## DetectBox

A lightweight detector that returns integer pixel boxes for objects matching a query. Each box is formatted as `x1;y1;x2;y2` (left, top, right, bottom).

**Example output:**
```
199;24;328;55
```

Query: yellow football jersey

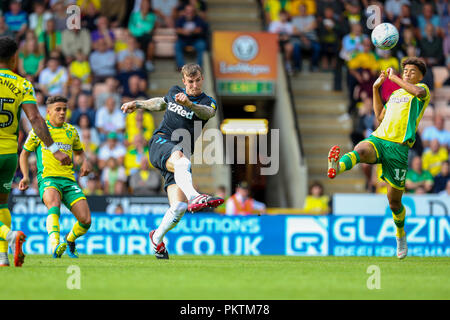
0;68;37;155
23;121;83;182
372;83;430;148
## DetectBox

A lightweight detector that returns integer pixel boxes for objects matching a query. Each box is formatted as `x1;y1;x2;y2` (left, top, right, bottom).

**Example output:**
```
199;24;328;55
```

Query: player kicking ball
19;96;92;259
328;57;431;259
121;63;224;259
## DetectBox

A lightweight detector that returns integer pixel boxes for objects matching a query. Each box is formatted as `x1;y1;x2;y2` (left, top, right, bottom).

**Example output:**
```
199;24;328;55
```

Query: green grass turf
1;255;449;300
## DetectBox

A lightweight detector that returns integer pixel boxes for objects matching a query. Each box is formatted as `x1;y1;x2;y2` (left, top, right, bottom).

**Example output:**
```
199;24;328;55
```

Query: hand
373;70;387;89
386;67;395;80
80;160;92;177
175;92;192;108
121;101;137;114
19;177;30;191
53;150;72;166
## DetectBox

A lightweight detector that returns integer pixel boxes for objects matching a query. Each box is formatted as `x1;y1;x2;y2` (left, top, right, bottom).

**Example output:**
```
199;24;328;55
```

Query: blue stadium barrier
12;214;450;256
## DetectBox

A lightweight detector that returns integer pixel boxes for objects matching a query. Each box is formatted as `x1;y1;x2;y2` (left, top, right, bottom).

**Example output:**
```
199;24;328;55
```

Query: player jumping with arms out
19;96;92;259
328;57;430;259
0;37;71;267
121;63;224;259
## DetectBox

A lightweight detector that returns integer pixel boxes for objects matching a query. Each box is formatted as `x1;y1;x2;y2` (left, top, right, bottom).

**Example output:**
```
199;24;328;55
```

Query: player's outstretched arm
373;71;387;123
18;149;31;191
387;68;426;98
74;150;91;177
175;92;216;120
22;103;72;166
121;98;167;114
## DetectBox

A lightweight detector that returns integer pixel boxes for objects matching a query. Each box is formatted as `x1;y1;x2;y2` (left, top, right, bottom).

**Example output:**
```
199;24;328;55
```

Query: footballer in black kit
149;85;217;190
121;63;224;259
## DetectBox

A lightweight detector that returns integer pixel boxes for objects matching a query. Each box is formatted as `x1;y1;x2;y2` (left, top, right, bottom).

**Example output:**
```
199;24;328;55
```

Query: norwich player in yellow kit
0;37;71;267
19;96;92;259
328;57;430;259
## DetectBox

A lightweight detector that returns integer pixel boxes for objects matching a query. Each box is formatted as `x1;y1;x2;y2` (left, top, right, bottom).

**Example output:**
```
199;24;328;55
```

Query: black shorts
148;133;190;191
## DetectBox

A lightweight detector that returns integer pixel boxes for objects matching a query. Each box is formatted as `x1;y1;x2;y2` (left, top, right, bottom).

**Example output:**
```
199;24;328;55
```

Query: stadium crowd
3;0;209;197
261;0;450;205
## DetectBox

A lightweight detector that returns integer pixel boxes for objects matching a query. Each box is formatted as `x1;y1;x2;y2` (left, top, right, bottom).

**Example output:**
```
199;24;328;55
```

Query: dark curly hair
401;57;427;76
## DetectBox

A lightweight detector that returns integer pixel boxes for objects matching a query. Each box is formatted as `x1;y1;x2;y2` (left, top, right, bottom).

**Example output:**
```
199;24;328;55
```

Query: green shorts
363;135;409;190
38;177;86;209
0;153;18;194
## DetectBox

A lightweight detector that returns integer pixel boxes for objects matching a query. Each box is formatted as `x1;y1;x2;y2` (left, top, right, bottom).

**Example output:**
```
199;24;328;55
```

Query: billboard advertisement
212;31;278;96
11;214;450;257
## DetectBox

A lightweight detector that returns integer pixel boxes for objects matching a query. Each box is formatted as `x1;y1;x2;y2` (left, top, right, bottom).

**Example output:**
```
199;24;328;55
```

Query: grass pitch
1;255;449;300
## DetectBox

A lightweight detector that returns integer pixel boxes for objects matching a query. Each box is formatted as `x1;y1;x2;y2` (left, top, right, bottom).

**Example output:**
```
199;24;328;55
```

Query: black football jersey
154;85;217;153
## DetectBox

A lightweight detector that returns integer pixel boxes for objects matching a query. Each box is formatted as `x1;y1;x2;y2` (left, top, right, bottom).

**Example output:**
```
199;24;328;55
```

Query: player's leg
42;186;65;258
328;141;378;178
387;185;408;259
150;184;188;259
66;199;91;259
0;154;26;267
166;151;224;212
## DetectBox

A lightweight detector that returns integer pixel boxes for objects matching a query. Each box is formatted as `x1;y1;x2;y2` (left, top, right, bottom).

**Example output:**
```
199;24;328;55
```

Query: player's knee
173;157;191;172
389;200;402;213
79;216;91;227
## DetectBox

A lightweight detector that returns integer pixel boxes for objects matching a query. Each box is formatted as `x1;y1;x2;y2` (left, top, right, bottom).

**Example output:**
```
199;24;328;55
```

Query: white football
371;23;399;50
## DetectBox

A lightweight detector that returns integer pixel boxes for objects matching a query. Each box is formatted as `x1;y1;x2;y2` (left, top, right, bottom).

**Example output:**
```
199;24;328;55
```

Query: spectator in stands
128;0;157;72
61;26;92;64
268;9;299;75
38;57;68;96
89;38;117;83
288;0;317;17
100;0;127;28
434;160;450;193
101;156;127;194
340;22;366;63
422;138;449;176
95;96;126;142
69;51;92;88
124;108;155;146
225;181;266;216
397;27;419;61
214;185;227;214
0;16;13;39
439;179;450;196
343;0;365;30
70;93;96;128
129;156;161;195
95;76;122;109
406;155;434;193
385;0;411;22
152;0;179;27
124;134;149;176
18;31;45;81
123;74;148;100
38;18;62;57
176;0;208;20
79;127;99;164
80;0;100;32
82;173;104;196
117;35;145;72
422;113;450;149
303;181;330;214
291;4;321;72
116;56;148;93
51;1;70;31
98;131;126;170
4;1;27;41
28;1;52;39
91;15;115;50
419;24;444;67
393;4;418;37
418;3;443;38
317;6;341;71
174;4;208;70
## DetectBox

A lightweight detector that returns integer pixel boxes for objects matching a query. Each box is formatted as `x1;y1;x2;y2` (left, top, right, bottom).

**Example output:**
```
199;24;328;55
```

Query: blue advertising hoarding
11;214;450;256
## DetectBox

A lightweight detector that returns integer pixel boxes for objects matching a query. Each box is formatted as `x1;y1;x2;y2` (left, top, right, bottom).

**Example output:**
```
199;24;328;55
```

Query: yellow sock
392;205;406;238
47;207;60;250
67;221;90;242
0;206;12;253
